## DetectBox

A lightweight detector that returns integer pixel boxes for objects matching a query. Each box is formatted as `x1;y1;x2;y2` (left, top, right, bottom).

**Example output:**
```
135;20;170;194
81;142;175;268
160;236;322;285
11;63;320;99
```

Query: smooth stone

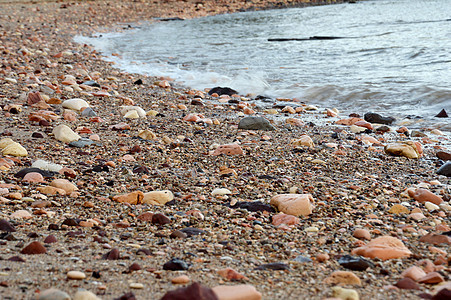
38;288;70;300
142;190;174;205
138;130;157;140
212;284;262;300
0;219;16;232
353;229;371;240
62;98;90;111
161;282;218;300
255;263;289;271
425;202;440;211
238;116;275;131
437;162;451;177
352;236;411;260
331;287;359;300
32;159;63;172
272;214;300;226
50;179;78;193
82;80;100;87
435;109;448;118
52;124;81;143
102;248;120;260
364;112;395;125
385;141;422;159
324;271;361;285
11;210;32;219
120;106;146;118
112;191;144;205
395;278;420;290
67;271;86;280
21;241;47;254
179;227;206;237
73;290;101;300
152;213;171;225
419;233;451;245
16;167;55;179
293;255;312;263
2;142;28;157
69;138;96;148
418;272;445;284
402;266;426;281
0;138;14;149
211;188;232;196
129;283;144;289
338;255;374;271
211;144;244;156
80;107;97;117
209;86;238;96
291;135;314;148
410;188;443;205
171;275;191;284
231;201;276;213
436;151;451;161
388;204;409;214
270;194;314;216
170;230;188;239
163;258;189;271
124;110;140;119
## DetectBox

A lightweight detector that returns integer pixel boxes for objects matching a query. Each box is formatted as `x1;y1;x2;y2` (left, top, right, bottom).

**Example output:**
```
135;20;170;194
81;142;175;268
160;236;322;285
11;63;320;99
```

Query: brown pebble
21;241;47;255
353;228;371;240
44;235;57;244
395;278;420;290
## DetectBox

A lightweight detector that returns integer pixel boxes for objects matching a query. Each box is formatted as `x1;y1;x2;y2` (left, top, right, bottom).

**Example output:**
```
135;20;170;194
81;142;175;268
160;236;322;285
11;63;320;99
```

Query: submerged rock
435;109;448;118
364;112;395;125
208;86;237;96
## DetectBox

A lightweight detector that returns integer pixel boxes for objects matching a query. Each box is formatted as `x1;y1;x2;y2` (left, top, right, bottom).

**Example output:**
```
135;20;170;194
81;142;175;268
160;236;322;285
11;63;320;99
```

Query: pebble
272;213;300;226
211;188;232;196
67;271;86;280
364;112;395;125
436;162;451;177
238;116;275;131
270;194;314;216
21;241;47;255
410;188;443;205
161;282;217;300
142;190;174;205
52;124;81;143
0;138;28;157
0;219;16;232
425;202;440;211
38;288;70;300
384;141;422;159
352;228;371;240
171;275;191;284
418;272;445;284
291;135;314;148
338;255;373;271
163;258;189;271
217;268;247;281
324;271;361;285
401;266;426;281
388;204;409;214
73;290;101;300
395;278;420;290
62;98;90;111
213;285;262;300
331;286;359;300
113;191;144;205
129;282;144;289
211;143;244;156
50;179;78;194
352;236;411;260
255;263;289;271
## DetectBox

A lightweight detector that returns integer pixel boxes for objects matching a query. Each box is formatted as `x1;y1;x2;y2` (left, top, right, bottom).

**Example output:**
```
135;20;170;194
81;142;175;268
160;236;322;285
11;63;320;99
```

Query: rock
152;213;171;225
324;271;361;285
270;194;314;216
14;167;56;179
217;268;248;281
137;212;154;222
102;248;120;260
211;188;232;196
179;227;206;237
69;138;96;148
0;219;16;232
331;286;359;300
120;106;146;118
212;285;262;300
435;109;448;118
37;186;66;196
52;124;81;143
73;290;101;300
395;278;420;290
67;271;86;280
291;135;314;148
335;117;363;126
238;116;275;131
437;162;451;177
50;179;78;194
161;282;218;300
352;229;371;240
62;98;90;111
81;107;97;117
436;151;451;161
231;201;276;213
418;272;445;284
351;236;411;260
364;112;395;125
272;214;300;227
410;188;443;205
113;191;144;205
171;275;190;284
170;230;188;239
255;263;289;271
316;253;330;262
211;144;244;156
10;210;32;219
425;202;440;211
388;204;409;214
1;141;28;157
32;160;63;172
138;130;157;140
163;258;189;271
129;283;144;289
113;292;136;300
38;288;70;300
21;241;47;254
402;266;427;281
432;288;451;300
22;172;46;183
409;212;426;221
209;87;238;96
385;141;422;159
293;255;312;263
44;235;57;244
419;233;451;245
142;190;174;205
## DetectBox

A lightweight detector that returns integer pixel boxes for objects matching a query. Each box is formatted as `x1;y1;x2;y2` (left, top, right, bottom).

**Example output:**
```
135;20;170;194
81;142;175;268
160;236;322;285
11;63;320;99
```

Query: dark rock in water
69;138;96;148
364;112;396;125
81;107;97;117
179;227;205;237
437;162;451;177
103;248;120;260
349;113;361;118
436;151;451;161
231;201;276;213
133;79;143;85
432;288;451;300
82;80;100;87
255;95;272;102
208;87;238;96
255;262;290;271
395;277;420;290
338;255;374;271
435;109;448;118
14;168;56;179
159;17;185;21
293;255;312;263
0;219;16;232
161;282;218;300
163;258;189;271
238;116;275;131
411;130;427;138
272;102;301;109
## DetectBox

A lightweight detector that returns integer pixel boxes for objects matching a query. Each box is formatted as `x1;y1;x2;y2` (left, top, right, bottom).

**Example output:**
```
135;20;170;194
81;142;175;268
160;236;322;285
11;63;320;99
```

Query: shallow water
76;0;451;131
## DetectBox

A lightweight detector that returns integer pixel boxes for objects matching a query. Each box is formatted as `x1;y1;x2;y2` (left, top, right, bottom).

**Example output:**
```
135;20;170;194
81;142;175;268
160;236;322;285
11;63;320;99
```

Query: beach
0;0;450;299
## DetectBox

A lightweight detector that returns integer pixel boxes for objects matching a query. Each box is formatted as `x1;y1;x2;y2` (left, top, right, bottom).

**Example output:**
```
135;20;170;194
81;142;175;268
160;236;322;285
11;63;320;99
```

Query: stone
232;201;276;213
22;172;46;183
152;213;171;225
81;107;97;117
437;162;451;177
120;106;146;118
409;212;426;221
211;144;244;156
113;191;144;205
0;219;16;232
62;98;90;111
436;151;451;161
21;241;46;254
353;229;371;240
425;202;440;211
238;116;275;131
1;141;28;157
324;271;361;285
410;188;443;205
44;235;57;244
212;285;262;300
434;109;448;118
331;287;359;300
138;130;157;140
209;87;238;96
255;263;289;271
401;266;426;281
10;210;32;219
37;186;66;196
50;179;78;194
52;124;81;143
272;214;300;227
364;112;395;125
137;212;154;222
102;248;120;260
388;204;409;214
67;271;86;280
212;188;232;196
171;275;190;284
179;227;206;237
217;268;248;281
170;230;188;239
351;236;411;260
335;117;363;126
293;255;312;263
419;233;451;245
32;160;63;172
385;141;422;159
291;135;314;148
73;290;101;300
163;258;189;271
270;194;314;216
161;282;218;300
418;272;445;284
142;190;174;205
395;278;420;290
69;138;96;148
38;288;70;300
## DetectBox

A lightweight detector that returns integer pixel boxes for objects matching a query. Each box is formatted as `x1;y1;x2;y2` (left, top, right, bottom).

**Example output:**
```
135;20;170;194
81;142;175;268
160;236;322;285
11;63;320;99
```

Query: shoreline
0;0;450;299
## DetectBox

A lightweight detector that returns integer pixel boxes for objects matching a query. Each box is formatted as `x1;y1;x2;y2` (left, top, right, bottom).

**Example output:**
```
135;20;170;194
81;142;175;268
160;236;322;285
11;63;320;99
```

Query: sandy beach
0;0;450;299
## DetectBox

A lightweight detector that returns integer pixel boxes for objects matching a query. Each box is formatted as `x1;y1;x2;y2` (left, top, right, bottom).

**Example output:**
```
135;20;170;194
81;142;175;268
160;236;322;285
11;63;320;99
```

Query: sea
75;0;451;132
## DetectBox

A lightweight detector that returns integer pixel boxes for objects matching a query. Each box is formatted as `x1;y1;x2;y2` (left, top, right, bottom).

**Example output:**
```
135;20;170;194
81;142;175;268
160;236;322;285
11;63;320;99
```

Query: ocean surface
75;0;451;131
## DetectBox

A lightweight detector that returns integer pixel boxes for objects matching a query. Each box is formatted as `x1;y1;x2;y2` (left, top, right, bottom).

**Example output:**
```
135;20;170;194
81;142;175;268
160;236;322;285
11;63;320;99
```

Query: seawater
75;0;451;131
